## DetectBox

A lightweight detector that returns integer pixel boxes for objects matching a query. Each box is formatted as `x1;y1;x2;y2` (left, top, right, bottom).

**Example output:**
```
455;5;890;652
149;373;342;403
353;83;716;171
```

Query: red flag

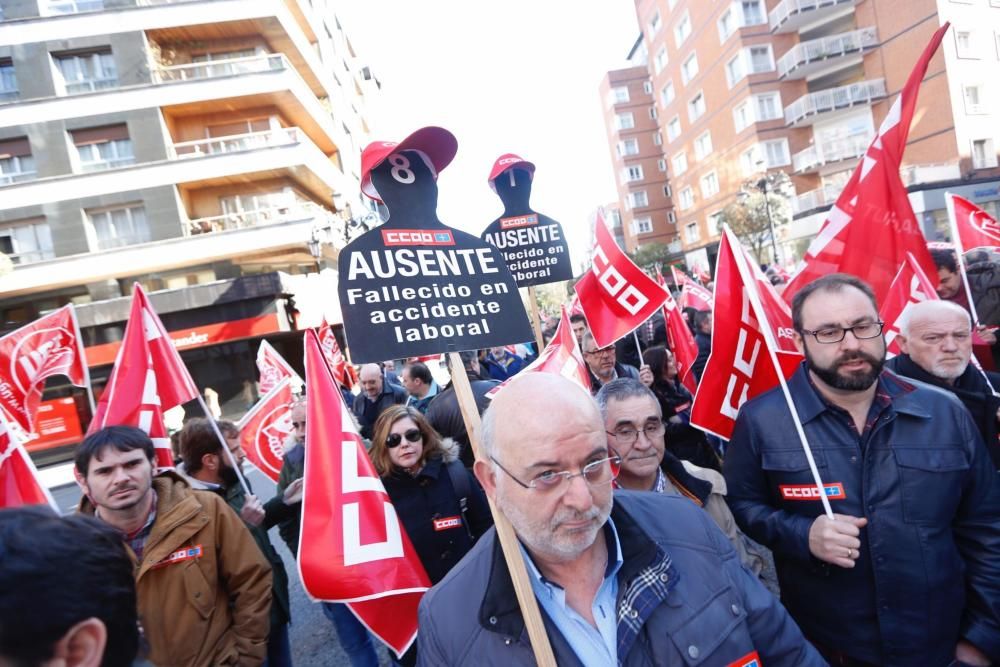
318;320;352;388
235;378;295;483
948;193;1000;252
656;270;699;394
673;267;715;312
0;414;56;509
88;284;199;470
880;253;940;356
568;293;585;318
690;230;802;440
575;212;668;348
256;340;297;395
298;329;429;658
0;305;88;433
783;23;949;305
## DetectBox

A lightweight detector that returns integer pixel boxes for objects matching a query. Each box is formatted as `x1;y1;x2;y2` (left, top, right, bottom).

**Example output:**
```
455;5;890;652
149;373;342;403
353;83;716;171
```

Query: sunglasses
386;428;422;448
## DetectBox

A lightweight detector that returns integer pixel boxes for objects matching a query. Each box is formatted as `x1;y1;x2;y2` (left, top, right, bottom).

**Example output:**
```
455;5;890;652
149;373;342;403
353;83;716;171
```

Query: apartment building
0;0;378;440
629;0;1000;272
599;37;678;256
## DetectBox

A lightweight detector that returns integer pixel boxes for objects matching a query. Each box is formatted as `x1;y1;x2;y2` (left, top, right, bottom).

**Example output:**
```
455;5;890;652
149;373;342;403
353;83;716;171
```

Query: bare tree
719;172;791;265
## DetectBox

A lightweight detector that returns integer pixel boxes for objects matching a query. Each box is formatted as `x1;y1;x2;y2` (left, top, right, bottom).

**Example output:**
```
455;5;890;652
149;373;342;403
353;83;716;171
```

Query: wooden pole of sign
524;286;546;353
447;352;556;667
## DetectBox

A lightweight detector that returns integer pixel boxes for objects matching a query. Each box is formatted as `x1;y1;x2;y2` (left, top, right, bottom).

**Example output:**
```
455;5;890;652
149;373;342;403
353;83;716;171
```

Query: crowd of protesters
2;267;1000;667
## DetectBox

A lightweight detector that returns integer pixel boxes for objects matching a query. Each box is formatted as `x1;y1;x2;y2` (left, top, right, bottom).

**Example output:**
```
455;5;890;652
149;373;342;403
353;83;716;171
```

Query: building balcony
900;162;962;186
784;78;886;127
792;132;871;173
777;27;877;80
0;170;38;185
45;0;104;14
769;0;857;34
184;200;336;236
0;125;347;212
791;186;841;214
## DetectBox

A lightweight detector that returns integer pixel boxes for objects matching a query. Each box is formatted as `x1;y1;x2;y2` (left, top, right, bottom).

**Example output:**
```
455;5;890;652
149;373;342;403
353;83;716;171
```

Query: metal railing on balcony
0;90;17;103
792;132;871;173
153;53;286;84
0;170;37;185
777;27;878;78
784;78;886;126
900;162;962;186
80;157;135;172
769;0;855;32
46;0;103;13
64;77;118;95
170;127;300;159
184;201;334;236
791;186;841;214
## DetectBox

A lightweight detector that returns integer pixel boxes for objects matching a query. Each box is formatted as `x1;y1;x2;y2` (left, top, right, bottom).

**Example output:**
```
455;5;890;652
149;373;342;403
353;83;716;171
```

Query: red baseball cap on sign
360;126;458;201
488;153;535;193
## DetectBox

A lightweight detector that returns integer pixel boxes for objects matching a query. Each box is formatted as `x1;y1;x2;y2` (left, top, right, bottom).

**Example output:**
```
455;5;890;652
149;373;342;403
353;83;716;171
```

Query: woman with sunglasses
370;406;493;662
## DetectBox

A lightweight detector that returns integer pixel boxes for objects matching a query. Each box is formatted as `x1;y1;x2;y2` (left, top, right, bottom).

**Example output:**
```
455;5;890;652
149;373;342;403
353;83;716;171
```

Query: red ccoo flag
88;284;199;470
948;193;1000;252
318;319;352;388
235;377;295;483
257;340;298;395
656;270;699;394
0;305;88;434
298;329;429;658
690;229;802;440
881;252;940;357
575;212;668;348
783;23;949;305
672;266;714;312
0;413;57;510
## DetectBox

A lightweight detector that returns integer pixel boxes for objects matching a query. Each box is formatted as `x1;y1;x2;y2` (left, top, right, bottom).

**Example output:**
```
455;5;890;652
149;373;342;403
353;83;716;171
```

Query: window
655;47;669;74
667;116;682;142
0;218;53;265
0;138;35;184
0;60;17;101
667;210;677;224
657;158;667;171
54;50;117;94
624;165;644;182
71;125;134;171
956;29;978;58
694;131;713;160
718;7;736;42
615;112;635;130
701;171;720;198
688;91;706;122
747;45;775;73
740;145;762;175
741;0;766;24
664;184;673;197
685;221;700;243
609;86;629;106
617;138;640;156
633;217;653;234
763;139;790;167
660;80;675;106
653;131;663;146
672;152;688;175
733;100;752;132
649;107;658;120
643;81;653;94
649;10;662;36
707;211;724;236
726;53;746;88
629;191;649;209
681;53;699;84
87;204;149;250
675;12;692;47
964;84;986;114
679;187;695;210
972;138;998;168
754;92;782;120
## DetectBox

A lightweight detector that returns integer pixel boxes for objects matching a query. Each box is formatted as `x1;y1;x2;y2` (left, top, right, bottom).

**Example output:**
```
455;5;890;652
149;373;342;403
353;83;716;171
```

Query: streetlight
306;229;323;273
753;158;781;266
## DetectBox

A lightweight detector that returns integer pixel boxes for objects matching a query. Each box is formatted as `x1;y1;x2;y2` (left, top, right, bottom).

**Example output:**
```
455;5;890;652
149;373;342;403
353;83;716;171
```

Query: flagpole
448;351;557;667
632;329;644;364
193;391;252;497
946;192;983;326
67;304;97;417
724;226;834;520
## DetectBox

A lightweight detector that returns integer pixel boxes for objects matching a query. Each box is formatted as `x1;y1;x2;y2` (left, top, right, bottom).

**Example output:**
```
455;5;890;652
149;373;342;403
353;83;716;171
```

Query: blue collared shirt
520;518;624;667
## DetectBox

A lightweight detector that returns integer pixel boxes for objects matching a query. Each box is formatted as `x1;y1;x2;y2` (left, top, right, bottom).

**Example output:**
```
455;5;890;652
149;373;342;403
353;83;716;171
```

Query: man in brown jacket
75;425;272;666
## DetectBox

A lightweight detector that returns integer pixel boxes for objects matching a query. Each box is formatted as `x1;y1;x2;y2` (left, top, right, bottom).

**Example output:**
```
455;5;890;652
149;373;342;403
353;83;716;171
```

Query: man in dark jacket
724;274;1000;666
691;309;712;381
417;373;823;666
887;299;1000;469
426;350;499;466
353;362;406;439
581;332;649;394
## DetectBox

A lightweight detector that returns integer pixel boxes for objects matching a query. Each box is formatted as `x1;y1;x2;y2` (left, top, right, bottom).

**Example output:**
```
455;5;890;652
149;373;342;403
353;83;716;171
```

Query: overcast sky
337;1;639;271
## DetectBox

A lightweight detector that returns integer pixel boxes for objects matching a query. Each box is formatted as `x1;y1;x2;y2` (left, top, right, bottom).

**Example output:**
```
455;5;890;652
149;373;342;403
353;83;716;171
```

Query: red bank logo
779;483;846;501
500;214;539;230
152;544;203;569
381;230;455;246
433;516;462;531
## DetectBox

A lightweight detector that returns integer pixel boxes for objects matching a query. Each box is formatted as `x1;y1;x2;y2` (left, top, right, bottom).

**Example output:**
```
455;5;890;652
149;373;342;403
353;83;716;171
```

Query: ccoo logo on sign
381;230;455;246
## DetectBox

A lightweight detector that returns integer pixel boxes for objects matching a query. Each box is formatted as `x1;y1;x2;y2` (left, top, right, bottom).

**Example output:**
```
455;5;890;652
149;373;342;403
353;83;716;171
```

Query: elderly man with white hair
886;299;1000;468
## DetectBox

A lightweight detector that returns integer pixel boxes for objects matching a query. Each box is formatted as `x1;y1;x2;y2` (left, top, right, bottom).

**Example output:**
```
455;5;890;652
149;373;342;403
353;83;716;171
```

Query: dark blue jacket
352;381;407;439
724;364;1000;666
416;492;823;666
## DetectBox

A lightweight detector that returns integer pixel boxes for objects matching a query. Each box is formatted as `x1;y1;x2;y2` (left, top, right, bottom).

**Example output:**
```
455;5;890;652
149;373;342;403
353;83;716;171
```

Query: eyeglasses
489;452;621;493
799;321;884;344
606;420;666;445
291;421;306;430
386;428;422;449
584;346;615;357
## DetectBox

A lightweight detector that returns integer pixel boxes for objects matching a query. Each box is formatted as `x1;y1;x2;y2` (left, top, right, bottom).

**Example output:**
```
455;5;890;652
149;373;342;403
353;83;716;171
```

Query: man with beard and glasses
415;373;823;666
886;299;1000;469
75;425;272;666
724;273;1000;667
